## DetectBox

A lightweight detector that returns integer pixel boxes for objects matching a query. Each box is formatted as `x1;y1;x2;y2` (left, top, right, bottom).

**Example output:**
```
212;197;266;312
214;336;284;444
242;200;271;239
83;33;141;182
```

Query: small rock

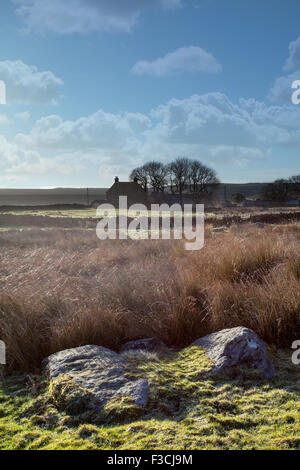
192;327;274;379
212;226;228;233
44;345;149;412
120;337;166;354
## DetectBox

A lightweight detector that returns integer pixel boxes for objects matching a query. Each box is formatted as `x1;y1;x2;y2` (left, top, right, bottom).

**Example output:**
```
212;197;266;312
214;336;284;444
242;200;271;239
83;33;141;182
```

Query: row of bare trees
130;157;219;201
261;175;300;202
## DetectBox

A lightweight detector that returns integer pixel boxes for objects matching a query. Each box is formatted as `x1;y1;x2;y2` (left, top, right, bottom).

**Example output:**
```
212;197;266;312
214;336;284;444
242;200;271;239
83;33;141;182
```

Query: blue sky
0;0;300;188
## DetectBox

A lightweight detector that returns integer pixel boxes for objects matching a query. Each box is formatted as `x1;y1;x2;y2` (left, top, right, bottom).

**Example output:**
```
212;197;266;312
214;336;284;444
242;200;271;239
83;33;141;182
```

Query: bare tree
129;166;148;191
188;160;219;199
261;179;290;203
130;158;220;203
167;157;190;203
289;175;300;192
143;161;168;192
130;162;168;192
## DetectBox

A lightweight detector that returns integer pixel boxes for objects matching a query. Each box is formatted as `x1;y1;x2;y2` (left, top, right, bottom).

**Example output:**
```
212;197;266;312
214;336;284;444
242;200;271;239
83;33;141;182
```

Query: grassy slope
1;347;299;450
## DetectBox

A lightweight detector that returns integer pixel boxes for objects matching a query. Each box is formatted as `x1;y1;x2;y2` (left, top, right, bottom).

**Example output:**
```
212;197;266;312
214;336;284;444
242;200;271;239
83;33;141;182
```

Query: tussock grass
0;224;299;372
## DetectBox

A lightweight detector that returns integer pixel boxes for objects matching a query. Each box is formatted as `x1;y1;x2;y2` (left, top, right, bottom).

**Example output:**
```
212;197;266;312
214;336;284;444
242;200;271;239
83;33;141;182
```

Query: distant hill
0;183;268;206
0;188;107;206
215;183;268;200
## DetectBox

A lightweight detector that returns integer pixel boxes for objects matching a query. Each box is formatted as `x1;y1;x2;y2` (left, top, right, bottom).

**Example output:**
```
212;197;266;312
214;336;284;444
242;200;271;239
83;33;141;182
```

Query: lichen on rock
192;327;275;379
44;345;149;420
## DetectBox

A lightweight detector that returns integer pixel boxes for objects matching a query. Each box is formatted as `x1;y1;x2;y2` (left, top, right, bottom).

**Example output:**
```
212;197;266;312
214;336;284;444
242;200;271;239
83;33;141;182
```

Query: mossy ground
0;347;299;450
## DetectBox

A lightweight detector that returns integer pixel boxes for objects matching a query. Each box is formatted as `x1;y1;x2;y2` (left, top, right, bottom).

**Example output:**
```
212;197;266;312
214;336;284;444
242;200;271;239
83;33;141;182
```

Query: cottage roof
106;181;145;193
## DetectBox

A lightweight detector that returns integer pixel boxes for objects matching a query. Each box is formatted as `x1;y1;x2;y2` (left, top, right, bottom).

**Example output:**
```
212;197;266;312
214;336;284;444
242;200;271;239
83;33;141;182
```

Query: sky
0;0;300;188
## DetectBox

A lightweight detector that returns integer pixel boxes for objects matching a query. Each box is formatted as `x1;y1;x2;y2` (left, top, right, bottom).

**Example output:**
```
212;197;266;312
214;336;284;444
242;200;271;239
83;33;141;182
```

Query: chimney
115;176;119;183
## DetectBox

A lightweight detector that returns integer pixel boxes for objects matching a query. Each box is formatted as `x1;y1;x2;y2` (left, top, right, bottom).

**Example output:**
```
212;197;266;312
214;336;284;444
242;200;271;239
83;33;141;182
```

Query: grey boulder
44;345;148;408
120;337;166;354
192;327;274;379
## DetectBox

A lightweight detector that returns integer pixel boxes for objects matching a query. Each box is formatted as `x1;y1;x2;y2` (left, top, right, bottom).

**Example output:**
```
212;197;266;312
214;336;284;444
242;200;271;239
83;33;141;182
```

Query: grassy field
1;205;300;219
0;208;99;218
1;348;299;450
0;222;299;449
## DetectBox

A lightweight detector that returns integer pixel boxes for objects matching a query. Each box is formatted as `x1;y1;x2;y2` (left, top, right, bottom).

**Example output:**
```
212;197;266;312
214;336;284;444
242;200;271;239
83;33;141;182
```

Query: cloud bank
1;91;300;184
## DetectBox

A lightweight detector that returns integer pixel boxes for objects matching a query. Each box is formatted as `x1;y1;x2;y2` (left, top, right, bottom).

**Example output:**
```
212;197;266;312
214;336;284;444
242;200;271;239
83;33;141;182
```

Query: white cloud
13;0;182;34
139;139;268;172
149;93;299;147
268;37;300;104
15;111;31;121
14;110;152;151
8;109;152;181
284;36;300;72
3;91;299;184
268;71;300;104
0;135;84;180
132;46;222;77
0;60;63;105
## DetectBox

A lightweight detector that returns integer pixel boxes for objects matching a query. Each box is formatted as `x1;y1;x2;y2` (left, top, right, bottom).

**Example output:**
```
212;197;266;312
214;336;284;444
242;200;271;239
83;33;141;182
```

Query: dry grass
0;224;300;372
